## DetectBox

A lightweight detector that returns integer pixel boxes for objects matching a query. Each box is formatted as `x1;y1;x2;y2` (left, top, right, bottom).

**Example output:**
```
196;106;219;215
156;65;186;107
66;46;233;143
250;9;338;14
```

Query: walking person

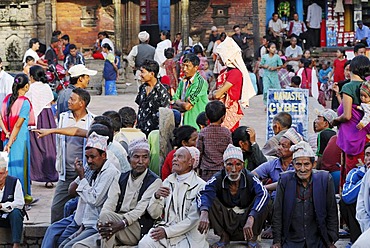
1;74;35;203
26;65;58;188
102;43;118;95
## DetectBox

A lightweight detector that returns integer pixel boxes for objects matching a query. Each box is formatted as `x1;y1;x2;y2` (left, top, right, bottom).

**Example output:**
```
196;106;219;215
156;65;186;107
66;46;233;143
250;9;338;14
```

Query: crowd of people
2;7;370;248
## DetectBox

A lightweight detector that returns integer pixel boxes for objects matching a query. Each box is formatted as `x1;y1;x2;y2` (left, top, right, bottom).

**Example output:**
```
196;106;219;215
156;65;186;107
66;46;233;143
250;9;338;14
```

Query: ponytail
7;74;29;116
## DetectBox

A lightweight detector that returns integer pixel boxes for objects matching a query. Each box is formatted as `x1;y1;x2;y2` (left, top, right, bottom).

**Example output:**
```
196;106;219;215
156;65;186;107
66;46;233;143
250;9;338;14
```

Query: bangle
122;219;127;228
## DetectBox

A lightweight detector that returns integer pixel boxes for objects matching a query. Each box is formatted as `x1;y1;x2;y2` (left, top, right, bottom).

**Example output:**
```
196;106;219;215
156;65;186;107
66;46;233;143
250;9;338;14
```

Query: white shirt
0;179;25;213
286;20;307;36
285;45;303;58
306;3;322;29
23;48;40;64
0;70;13;105
269;19;284;33
154;39;172;77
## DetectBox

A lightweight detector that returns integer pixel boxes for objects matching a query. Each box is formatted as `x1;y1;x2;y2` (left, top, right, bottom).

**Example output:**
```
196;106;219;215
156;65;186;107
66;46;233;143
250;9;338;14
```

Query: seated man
272;141;338;248
0;158;25;248
262;112;292;157
138;146;207;247
198;144;269;247
74;138;161;247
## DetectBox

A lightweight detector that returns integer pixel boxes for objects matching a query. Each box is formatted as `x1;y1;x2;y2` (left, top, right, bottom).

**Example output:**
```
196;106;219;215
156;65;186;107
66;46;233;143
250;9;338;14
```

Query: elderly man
272;141;338;248
198;144;269;248
0;157;25;248
262;112;292;157
173;53;208;130
314;109;337;160
138;146;207;247
75;138;161;247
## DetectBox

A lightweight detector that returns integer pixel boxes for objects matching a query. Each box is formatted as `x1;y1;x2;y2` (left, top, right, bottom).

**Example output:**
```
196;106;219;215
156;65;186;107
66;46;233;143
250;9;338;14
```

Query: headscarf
183;146;200;169
215;37;256;107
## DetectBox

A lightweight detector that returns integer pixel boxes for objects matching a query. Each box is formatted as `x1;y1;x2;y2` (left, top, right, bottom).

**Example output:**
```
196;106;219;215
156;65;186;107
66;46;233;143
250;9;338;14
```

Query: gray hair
0;157;8;170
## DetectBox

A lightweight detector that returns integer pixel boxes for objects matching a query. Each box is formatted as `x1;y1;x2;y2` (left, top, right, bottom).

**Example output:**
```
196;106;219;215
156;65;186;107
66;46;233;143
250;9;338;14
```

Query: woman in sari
26;65;58;188
1;73;35;202
333;56;370;185
211;37;256;132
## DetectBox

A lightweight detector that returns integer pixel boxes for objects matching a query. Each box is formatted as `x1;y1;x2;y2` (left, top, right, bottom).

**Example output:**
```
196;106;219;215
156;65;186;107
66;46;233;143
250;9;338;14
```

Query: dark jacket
273;170;339;247
198;168;269;219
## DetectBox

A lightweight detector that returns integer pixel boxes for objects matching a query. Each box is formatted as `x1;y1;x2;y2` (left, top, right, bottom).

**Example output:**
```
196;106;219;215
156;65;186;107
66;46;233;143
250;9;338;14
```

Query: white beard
227;172;241;182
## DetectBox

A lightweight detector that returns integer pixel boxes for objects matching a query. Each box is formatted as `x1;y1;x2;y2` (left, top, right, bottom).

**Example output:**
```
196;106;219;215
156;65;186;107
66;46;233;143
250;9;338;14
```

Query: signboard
266;89;309;141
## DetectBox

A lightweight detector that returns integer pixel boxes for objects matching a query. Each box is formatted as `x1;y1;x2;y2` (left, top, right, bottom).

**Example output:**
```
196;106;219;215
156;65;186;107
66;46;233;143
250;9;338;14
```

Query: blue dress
5;100;31;196
260;54;283;104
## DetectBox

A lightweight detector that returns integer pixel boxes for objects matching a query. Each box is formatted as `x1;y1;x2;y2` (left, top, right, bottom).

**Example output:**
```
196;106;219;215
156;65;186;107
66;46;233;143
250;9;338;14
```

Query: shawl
215;37;256;107
1;94;35;141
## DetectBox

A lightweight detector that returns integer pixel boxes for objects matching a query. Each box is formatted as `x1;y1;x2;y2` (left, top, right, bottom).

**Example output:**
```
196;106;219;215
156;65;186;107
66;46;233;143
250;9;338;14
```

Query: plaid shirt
278;68;292;88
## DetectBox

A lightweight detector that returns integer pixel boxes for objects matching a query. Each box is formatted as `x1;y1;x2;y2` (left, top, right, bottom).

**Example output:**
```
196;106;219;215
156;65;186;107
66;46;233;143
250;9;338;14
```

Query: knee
8;209;24;222
138;233;156;248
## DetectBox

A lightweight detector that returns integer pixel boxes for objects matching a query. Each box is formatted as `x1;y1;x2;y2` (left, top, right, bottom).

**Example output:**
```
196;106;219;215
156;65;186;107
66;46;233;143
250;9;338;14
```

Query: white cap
138;31;150;42
211;26;218;32
69;64;97;78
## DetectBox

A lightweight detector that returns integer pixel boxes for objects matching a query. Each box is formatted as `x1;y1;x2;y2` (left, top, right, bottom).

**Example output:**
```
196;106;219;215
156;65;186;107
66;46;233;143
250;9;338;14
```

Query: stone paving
19;81;352;247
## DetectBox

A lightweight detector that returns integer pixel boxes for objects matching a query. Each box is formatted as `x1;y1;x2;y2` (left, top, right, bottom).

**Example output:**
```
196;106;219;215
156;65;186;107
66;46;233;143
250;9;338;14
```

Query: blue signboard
266;89;309;141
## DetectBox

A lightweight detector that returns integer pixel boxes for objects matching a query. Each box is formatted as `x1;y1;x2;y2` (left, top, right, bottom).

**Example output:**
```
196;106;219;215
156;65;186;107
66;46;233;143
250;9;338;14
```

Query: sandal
247;241;262;248
45;182;54;188
211;241;229;248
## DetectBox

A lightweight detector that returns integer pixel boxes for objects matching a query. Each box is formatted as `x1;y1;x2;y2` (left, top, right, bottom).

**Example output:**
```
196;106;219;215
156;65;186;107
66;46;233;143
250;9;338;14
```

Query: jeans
0;208;23;243
64;197;79;218
41;213;79;248
59;226;97;248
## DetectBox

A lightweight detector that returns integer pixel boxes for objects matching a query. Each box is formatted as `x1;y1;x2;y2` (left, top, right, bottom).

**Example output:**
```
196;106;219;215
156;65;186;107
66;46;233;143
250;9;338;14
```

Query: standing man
173;53;208;131
57;64;97;118
272;141;338;248
135;60;170;136
355;20;370;47
0;158;25;248
285;37;303;72
306;1;322;49
45;36;59;67
63;44;85;71
51;88;95;223
138;146;208;248
0;58;13;105
206;26;220;55
198;144;269;248
127;31;155;90
61;34;71;59
231;25;251;61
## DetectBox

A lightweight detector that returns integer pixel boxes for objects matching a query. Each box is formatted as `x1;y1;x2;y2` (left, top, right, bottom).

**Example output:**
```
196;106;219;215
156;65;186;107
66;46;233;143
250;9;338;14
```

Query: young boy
23;56;35;76
289;75;301;88
197;101;232;181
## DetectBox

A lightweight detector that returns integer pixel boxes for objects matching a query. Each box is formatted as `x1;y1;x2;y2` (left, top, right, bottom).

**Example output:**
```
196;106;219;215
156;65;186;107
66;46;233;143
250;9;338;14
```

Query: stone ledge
0;224;47;247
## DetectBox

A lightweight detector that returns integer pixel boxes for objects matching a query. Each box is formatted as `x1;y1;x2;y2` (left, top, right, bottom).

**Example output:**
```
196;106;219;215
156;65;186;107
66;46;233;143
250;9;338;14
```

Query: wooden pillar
113;0;122;52
181;0;189;47
252;0;260;51
45;0;52;47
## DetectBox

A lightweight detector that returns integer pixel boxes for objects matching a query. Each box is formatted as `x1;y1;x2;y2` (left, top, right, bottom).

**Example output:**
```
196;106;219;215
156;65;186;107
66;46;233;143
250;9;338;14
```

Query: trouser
208;198;268;241
352;227;370;248
41;213;79;248
73;210;141;248
51;173;77;223
339;200;362;243
307;28;321;48
59;226;97;248
64;197;79;218
0;209;23;244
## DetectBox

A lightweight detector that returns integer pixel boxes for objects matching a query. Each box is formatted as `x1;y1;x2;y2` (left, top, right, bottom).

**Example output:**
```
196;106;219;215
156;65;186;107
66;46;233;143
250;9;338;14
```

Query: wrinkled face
225;158;244;181
183;61;198;79
182;131;198;147
277;137;293;159
0;167;8;186
172;147;193;175
130;149;150;175
314;116;328;132
85;148;106;171
344;64;351;79
293;14;299;21
70;48;77;57
294;157;314;182
68;92;83;111
234;27;241;35
272;121;280;135
140;68;154;82
360;90;370;104
364;146;370;168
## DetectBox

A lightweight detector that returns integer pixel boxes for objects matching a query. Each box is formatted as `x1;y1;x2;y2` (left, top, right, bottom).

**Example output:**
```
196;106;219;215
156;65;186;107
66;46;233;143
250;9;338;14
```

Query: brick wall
55;0;114;50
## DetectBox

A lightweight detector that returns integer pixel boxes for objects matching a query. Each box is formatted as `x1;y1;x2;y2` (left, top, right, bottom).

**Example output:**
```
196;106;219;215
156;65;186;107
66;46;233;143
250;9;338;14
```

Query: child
357;81;370;130
203;60;214;92
259;42;283;105
289;75;301;88
163;47;178;92
23;56;35;76
102;43;118;95
247;63;258;93
114;50;124;82
196;112;208;130
197;101;232;181
278;59;292;89
333;49;347;84
319;61;333;100
297;58;318;98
